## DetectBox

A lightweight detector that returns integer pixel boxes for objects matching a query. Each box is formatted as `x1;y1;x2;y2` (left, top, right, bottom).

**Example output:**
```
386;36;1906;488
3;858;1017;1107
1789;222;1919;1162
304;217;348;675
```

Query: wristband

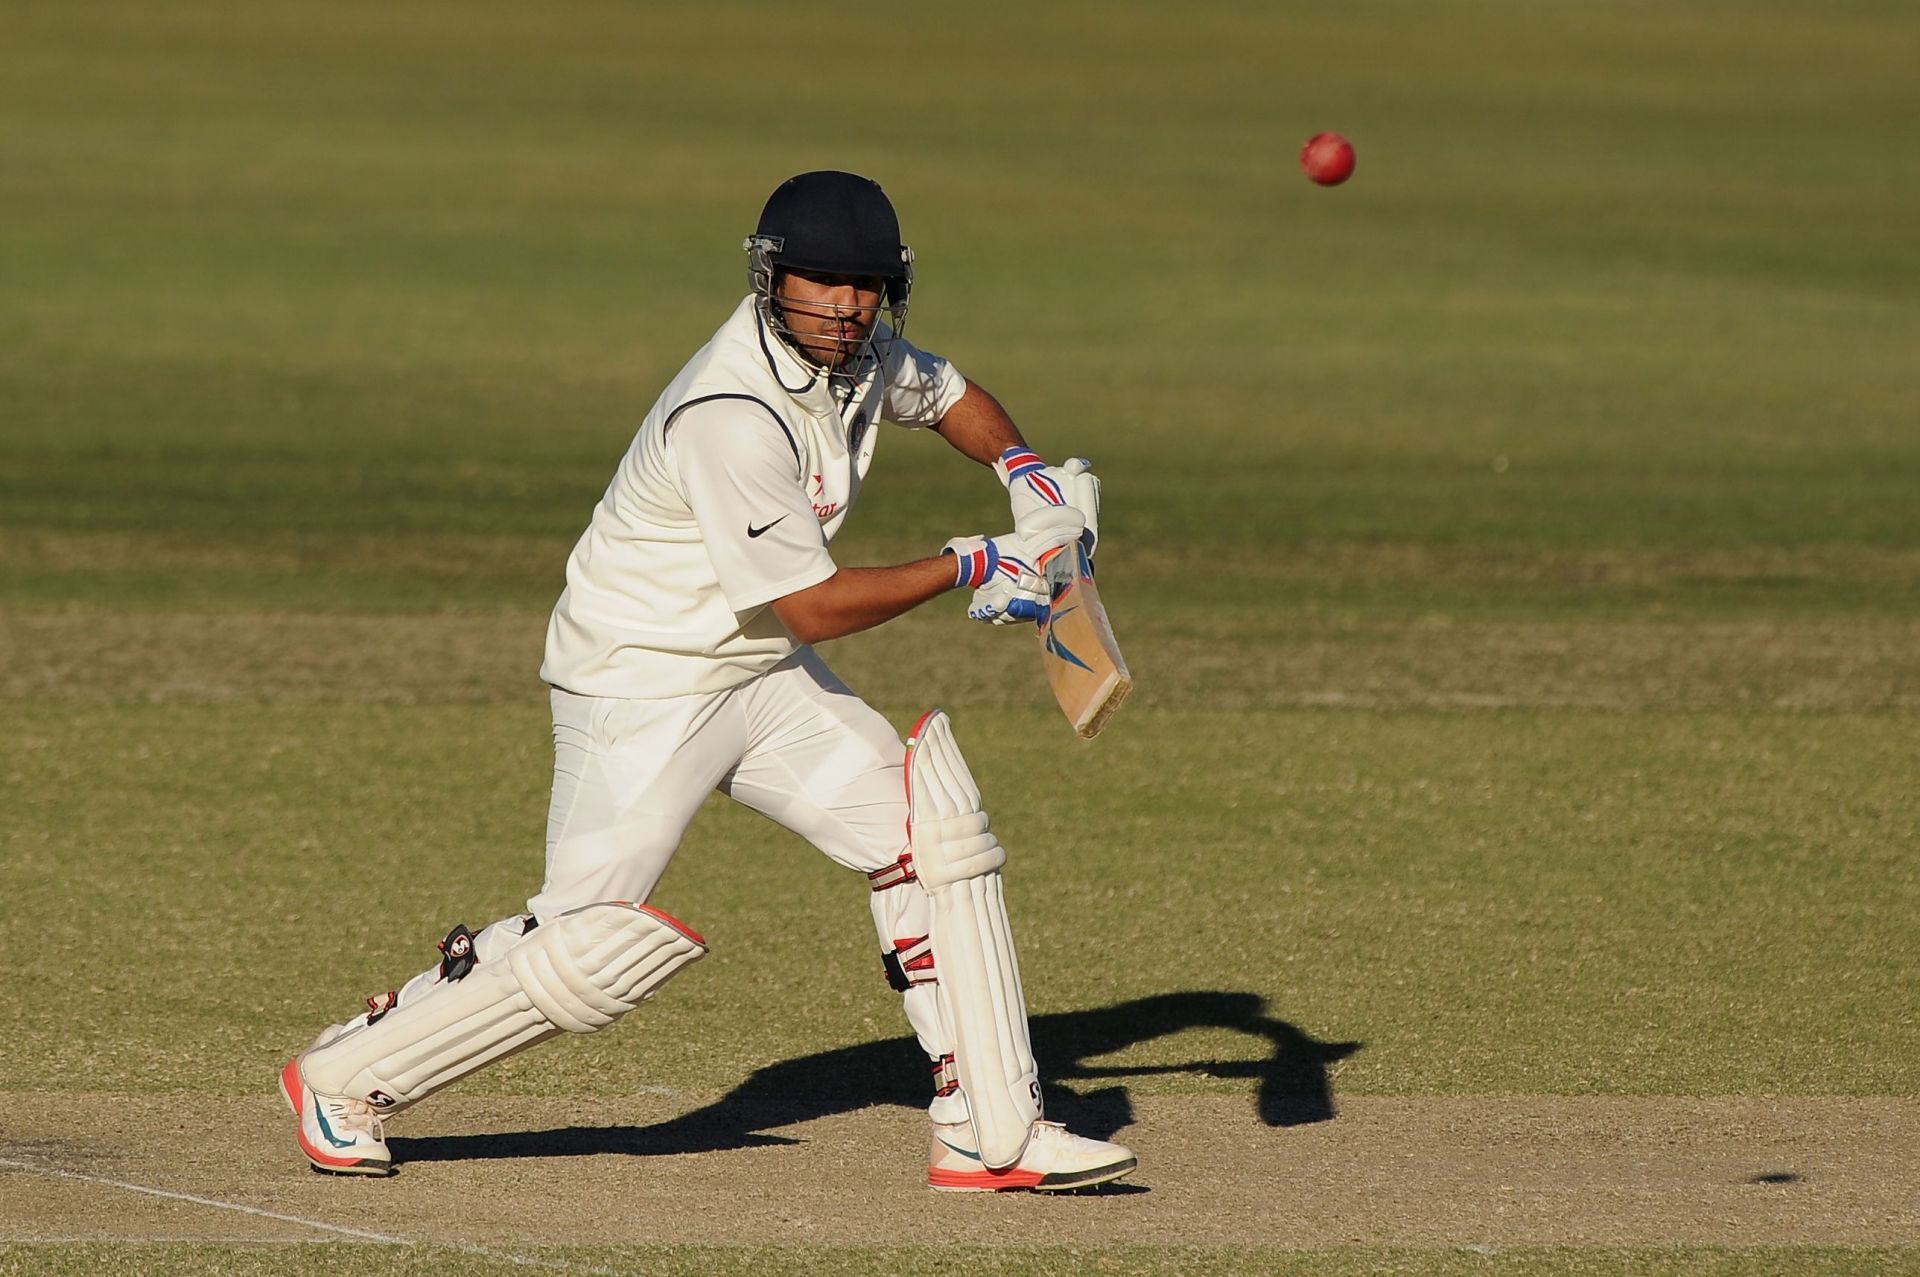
993;446;1047;485
942;537;1001;590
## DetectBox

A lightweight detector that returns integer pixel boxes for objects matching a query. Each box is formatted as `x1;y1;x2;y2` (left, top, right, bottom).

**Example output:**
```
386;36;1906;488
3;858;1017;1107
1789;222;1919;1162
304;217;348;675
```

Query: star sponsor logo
808;473;839;521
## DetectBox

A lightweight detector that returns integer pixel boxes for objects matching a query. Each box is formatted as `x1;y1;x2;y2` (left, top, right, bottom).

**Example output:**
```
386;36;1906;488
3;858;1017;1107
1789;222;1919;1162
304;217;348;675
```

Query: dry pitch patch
2;1093;1916;1250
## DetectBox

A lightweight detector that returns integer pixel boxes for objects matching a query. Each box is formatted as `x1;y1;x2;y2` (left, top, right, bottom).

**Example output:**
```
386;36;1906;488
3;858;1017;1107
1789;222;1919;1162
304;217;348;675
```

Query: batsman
280;170;1133;1191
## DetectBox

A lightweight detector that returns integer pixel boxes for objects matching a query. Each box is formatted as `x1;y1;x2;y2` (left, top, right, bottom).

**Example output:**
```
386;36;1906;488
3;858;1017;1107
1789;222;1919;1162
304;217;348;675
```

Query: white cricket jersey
541;296;968;698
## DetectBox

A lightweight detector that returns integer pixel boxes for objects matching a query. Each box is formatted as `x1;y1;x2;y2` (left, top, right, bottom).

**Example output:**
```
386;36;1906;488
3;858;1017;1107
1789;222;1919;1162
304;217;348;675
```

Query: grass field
3;0;1918;1273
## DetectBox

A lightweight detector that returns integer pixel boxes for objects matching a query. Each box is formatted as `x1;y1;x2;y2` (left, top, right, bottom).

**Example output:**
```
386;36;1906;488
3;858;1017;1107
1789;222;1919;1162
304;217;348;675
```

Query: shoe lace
324;1095;386;1141
1030;1120;1103;1152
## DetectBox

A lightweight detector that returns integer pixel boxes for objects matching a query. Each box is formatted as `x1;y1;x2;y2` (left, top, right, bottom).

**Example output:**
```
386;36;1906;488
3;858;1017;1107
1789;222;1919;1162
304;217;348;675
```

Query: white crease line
1;1228;391;1236
0;1157;618;1274
0;1157;407;1244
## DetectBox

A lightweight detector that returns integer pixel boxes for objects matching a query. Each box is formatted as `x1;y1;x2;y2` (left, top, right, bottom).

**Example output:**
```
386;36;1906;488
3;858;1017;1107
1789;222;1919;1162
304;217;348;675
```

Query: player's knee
513;901;708;1033
905;711;1005;889
912;811;1004;887
536;831;677;915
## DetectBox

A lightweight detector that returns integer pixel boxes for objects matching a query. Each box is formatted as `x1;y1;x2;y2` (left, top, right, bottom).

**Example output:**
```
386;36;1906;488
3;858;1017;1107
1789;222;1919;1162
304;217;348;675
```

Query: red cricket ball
1301;132;1356;186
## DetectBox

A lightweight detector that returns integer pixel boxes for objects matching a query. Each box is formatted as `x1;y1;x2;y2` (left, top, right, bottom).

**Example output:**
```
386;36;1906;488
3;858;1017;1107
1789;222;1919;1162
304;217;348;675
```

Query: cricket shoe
279;1053;393;1177
928;1119;1135;1192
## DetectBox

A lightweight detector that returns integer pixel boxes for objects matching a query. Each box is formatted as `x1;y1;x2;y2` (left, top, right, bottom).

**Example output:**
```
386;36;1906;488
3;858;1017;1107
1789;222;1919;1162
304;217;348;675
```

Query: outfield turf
2;0;1917;1272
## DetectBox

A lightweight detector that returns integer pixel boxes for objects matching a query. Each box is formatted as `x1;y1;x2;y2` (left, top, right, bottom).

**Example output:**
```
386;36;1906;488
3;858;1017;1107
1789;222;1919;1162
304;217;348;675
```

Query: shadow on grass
389;990;1359;1163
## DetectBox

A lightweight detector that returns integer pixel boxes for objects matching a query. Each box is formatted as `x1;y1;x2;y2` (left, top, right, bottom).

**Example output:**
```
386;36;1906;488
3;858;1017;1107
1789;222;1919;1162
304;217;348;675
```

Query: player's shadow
388;991;1359;1164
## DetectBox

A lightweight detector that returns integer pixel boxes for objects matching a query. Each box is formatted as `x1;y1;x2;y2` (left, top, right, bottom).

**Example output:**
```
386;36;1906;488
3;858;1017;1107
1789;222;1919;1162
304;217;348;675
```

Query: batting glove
944;529;1069;625
996;447;1100;555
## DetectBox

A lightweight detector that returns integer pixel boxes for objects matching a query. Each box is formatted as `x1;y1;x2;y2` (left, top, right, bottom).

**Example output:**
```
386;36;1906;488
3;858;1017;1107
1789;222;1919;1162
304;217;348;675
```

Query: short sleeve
670;402;837;613
880;328;968;429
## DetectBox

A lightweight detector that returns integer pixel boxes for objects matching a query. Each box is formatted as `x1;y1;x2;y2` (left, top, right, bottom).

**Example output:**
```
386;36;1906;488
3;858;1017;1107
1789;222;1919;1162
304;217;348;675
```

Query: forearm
770;558;959;644
931;381;1026;466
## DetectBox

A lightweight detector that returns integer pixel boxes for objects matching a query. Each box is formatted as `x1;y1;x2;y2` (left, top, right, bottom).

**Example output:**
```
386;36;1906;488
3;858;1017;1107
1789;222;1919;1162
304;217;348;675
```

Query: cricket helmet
744;171;914;371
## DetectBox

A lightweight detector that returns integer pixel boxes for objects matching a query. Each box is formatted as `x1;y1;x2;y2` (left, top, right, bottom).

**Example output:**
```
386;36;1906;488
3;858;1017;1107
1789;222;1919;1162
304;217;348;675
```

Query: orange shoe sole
928;1156;1136;1193
279;1058;394;1177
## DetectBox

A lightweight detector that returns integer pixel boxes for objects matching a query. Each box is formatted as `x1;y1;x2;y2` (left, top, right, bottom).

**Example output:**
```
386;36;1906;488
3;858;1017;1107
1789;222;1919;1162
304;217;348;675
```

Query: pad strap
881;934;936;992
867;853;917;892
932;1052;959;1098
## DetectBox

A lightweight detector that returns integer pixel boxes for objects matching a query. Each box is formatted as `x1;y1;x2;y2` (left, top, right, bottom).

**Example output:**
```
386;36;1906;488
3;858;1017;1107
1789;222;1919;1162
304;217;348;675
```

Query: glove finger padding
1057;458;1101;555
1016;501;1087;551
1002;448;1099;558
967;573;1047;624
960;532;1052;623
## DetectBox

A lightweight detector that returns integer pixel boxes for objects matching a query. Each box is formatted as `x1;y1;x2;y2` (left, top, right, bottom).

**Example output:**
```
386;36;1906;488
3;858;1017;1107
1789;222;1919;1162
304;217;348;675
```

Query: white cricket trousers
525;647;950;1081
529;647;906;915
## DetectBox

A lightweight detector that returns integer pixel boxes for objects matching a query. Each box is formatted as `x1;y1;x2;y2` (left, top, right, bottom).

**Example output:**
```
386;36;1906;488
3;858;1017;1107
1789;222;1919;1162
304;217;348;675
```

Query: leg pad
301;902;705;1112
907;710;1041;1170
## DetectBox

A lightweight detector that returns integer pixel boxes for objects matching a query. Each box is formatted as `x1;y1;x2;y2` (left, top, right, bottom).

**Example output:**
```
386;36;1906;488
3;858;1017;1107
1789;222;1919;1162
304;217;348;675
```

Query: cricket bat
1037;535;1131;739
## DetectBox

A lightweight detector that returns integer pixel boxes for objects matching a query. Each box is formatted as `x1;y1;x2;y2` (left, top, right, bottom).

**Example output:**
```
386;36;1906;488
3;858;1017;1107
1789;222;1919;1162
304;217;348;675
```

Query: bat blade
1037;539;1131;739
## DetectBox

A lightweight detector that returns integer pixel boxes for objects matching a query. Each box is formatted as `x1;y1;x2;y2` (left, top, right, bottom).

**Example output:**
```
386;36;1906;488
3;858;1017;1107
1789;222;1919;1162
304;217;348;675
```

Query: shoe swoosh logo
313;1106;356;1149
935;1135;983;1162
747;516;787;539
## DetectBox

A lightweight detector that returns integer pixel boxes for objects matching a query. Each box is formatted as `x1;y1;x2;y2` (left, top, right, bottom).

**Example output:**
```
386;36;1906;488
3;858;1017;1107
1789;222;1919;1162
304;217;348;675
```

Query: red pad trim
903;709;940;841
637;904;707;948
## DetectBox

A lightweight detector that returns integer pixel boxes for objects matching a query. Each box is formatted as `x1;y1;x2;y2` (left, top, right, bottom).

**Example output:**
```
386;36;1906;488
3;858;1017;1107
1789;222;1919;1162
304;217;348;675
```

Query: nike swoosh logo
935;1135;983;1162
747;516;787;539
314;1105;356;1149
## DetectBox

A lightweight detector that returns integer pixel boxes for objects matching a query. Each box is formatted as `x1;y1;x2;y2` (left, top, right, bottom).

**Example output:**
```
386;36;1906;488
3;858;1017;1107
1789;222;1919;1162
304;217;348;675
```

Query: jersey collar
750;296;878;410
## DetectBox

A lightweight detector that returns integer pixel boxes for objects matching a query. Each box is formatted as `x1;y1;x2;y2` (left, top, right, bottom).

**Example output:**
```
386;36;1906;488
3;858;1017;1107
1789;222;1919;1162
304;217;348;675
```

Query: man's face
773;269;887;370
